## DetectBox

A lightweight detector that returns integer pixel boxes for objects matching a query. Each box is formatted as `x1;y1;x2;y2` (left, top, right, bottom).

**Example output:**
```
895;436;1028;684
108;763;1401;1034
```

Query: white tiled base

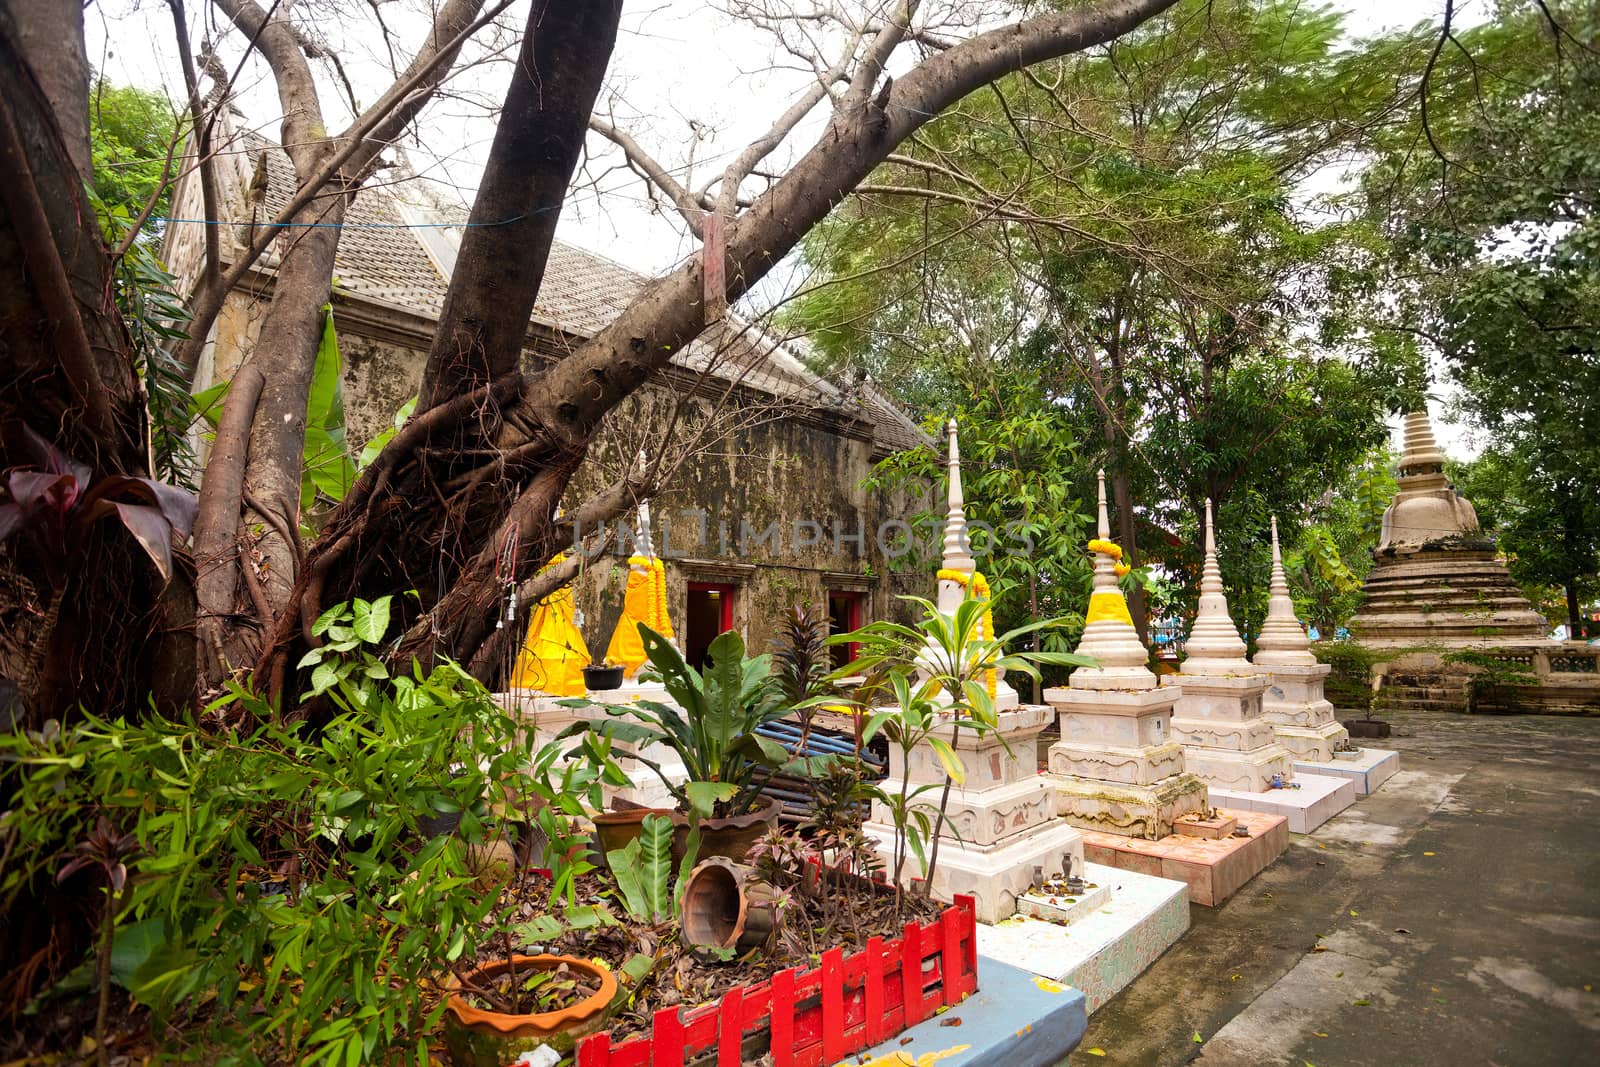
1293;747;1399;796
978;861;1190;1014
1207;772;1357;833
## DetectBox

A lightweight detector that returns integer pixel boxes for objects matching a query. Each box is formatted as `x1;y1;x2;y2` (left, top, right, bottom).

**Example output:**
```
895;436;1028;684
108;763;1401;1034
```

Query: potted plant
818;595;1090;912
562;626;800;860
582;658;626;692
443;953;617;1067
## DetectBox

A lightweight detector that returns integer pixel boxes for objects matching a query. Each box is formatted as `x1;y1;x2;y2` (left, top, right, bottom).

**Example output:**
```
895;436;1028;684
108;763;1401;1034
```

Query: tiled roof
239;133;928;455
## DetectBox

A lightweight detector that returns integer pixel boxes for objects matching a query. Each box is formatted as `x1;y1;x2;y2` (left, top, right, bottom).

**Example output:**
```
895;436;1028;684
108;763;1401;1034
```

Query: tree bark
418;0;625;408
266;0;1181;687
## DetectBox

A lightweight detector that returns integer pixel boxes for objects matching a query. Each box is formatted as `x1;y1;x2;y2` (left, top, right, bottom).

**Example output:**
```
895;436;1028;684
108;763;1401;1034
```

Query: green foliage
789;0;1410;645
89;82;180;230
1444;649;1539;714
1311;640;1387;712
1282;447;1396;636
821;595;1089;903
561;627;794;818
605;814;681;924
1356;1;1600;634
1;598;537;1064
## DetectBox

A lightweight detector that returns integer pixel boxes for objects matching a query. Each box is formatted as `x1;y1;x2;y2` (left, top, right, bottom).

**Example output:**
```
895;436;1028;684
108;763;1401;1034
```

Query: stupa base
1050;772;1208;841
1180;744;1295;794
1207;771;1356;833
1077;809;1288;907
864;818;1086;925
978;861;1191;1013
1267;718;1351;762
1293;747;1400;796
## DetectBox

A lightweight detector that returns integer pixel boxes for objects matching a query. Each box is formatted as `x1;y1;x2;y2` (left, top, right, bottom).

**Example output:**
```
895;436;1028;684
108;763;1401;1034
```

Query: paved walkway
1072;711;1600;1066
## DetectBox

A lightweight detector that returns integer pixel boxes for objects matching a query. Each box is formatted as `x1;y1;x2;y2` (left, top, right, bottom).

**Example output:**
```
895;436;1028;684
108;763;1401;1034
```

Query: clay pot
671;794;783;864
590;806;673;869
443;954;617;1067
679;856;784;954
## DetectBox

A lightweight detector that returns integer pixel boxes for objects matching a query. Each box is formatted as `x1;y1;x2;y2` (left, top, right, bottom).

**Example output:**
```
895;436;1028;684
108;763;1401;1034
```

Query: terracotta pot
671;793;783;864
679;856;784;953
443;954;617;1067
590;806;673;869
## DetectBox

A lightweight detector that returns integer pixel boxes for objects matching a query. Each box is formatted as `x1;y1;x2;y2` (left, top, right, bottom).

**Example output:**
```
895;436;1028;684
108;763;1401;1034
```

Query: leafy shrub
1;597;538;1065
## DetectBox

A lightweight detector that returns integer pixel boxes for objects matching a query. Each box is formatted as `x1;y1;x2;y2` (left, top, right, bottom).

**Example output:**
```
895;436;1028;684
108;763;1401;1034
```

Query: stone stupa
1349;410;1550;647
1160;502;1294;793
1255;516;1350;762
1045;471;1207;840
865;420;1083;922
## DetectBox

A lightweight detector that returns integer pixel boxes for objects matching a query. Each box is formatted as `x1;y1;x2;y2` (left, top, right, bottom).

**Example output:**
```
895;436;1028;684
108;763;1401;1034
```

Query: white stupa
1045;472;1206;839
864;418;1082;922
1254;516;1350;760
1161;502;1293;793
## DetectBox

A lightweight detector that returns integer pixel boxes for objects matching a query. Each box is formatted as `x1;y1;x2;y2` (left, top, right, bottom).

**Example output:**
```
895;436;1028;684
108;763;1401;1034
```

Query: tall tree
1356;0;1599;637
788;0;1415;639
3;0;1187;726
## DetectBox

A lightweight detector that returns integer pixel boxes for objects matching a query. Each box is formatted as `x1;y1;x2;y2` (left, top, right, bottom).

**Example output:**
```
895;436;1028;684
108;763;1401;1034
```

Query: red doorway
686;582;737;669
827;590;866;672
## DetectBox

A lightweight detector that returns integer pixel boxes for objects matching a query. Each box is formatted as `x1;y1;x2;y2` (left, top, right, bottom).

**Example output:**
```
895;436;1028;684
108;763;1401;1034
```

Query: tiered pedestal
1162;673;1354;833
1045;686;1208;840
1260;662;1350;760
1080;810;1288;907
1259;662;1400;795
500;686;687;809
1163;673;1292;793
865;705;1085;923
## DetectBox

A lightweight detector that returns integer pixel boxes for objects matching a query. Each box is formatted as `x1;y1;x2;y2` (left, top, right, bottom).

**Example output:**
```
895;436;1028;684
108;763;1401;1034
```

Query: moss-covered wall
195;291;929;659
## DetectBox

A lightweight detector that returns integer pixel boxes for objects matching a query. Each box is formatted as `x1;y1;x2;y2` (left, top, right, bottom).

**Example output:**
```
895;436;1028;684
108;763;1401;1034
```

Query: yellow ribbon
937;568;997;700
1085;590;1134;627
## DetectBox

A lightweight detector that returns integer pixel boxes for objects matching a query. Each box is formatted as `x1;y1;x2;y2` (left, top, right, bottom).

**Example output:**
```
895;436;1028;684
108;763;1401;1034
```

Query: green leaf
352;597;390;644
683;781;738;819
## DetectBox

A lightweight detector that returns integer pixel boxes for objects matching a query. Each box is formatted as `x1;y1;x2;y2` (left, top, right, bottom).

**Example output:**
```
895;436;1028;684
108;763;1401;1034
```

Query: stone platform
1293;747;1400;796
856;957;1087;1066
1208;771;1356;833
1079;810;1288;907
978;861;1190;1014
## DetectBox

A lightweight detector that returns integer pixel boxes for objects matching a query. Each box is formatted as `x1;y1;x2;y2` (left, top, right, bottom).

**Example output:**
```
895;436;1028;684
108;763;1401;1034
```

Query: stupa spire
1070;470;1156;691
1180;500;1254;675
941;419;974;573
1401;412;1452;486
1254;515;1316;666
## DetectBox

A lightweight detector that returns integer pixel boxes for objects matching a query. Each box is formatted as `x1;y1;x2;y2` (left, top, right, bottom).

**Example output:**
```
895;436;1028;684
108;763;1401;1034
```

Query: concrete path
1071;711;1600;1066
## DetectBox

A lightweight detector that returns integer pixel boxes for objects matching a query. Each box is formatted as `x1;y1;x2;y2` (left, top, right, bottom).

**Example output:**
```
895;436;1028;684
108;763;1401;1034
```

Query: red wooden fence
573;895;979;1067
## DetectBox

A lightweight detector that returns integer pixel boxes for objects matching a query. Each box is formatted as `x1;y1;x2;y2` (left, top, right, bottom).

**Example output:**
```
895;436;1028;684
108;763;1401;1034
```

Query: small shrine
1161;502;1293;794
1044;472;1208;841
865;421;1085;923
1256;516;1400;795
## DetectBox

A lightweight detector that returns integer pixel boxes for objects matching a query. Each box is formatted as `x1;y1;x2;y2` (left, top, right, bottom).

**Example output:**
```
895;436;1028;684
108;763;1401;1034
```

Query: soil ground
1069;710;1600;1067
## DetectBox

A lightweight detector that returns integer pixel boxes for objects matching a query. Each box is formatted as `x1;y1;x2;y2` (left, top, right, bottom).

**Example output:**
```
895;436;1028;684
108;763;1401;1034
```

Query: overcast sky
87;0;1482;453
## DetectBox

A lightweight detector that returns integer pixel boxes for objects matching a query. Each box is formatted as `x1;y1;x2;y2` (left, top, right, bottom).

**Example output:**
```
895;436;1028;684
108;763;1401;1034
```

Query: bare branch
589;113;707;234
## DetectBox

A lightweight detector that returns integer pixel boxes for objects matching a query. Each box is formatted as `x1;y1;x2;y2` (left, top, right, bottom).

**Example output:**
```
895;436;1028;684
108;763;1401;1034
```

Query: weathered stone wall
192;291;929;658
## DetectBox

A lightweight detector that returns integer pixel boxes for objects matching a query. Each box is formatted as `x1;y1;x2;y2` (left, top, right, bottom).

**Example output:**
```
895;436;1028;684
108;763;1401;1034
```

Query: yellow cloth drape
937;568;997;700
605;555;675;678
510;554;590;696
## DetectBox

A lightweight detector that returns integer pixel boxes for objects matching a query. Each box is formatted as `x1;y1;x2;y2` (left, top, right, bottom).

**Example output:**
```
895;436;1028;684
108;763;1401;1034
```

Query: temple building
162;128;929;667
1349;410;1550;647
